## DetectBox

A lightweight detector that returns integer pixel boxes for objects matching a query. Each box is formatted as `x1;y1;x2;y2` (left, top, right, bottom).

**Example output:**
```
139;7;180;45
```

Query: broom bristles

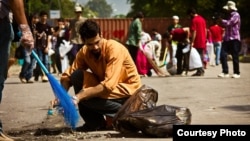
31;51;79;129
47;74;79;129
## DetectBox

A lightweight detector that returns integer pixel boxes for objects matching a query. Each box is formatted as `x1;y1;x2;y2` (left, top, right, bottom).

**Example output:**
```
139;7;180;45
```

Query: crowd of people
127;1;242;79
13;5;86;84
0;0;244;140
8;1;244;81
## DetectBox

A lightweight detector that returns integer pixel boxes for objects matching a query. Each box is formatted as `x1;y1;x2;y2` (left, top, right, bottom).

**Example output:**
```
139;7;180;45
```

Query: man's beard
91;49;101;59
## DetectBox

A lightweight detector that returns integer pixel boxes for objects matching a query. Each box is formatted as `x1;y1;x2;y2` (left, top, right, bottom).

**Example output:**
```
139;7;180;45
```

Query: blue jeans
70;69;128;129
19;49;36;81
220;40;241;74
213;42;221;65
0;18;14;132
33;48;49;80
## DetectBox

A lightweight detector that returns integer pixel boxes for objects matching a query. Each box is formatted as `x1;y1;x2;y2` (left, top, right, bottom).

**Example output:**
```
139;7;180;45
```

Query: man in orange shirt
60;19;142;131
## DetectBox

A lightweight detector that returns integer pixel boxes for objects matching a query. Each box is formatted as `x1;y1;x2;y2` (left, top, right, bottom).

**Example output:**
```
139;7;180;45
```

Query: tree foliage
25;0;101;19
127;0;250;36
86;0;113;18
25;0;75;18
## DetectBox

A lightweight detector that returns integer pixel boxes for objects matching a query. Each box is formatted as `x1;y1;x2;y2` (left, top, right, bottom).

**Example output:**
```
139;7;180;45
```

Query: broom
31;50;79;129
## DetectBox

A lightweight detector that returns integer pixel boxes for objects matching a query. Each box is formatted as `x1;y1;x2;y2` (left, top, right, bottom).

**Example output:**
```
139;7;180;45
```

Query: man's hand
44;47;49;54
19;24;34;53
50;98;59;108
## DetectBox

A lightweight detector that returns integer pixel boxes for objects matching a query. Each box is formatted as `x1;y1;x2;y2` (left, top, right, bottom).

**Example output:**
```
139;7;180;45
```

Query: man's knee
71;69;83;81
70;69;84;93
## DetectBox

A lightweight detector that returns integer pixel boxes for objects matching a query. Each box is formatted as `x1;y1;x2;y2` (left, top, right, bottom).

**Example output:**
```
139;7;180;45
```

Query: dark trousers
54;47;62;73
33;48;49;80
70;69;128;129
220;40;241;74
176;43;189;74
126;45;139;65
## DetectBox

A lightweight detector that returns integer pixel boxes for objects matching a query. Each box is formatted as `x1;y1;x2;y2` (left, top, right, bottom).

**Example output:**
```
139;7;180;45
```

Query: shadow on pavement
221;104;250;112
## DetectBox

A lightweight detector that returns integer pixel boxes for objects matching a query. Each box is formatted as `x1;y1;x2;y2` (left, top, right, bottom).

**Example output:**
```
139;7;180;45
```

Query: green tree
126;0;222;18
25;0;77;18
25;0;98;19
86;0;113;18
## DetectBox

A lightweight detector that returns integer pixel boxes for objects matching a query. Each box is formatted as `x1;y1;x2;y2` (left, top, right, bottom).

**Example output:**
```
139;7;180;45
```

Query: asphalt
1;61;250;141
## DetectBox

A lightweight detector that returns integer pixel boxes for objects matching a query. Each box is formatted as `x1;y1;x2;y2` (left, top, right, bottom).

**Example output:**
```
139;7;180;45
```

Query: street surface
1;62;249;140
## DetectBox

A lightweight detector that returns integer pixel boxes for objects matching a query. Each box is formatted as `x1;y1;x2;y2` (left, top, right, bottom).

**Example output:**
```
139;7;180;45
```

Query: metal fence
93;18;190;44
49;18;190;44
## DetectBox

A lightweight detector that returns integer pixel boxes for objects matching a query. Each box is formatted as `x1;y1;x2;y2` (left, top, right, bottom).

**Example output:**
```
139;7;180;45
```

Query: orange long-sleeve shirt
61;38;142;99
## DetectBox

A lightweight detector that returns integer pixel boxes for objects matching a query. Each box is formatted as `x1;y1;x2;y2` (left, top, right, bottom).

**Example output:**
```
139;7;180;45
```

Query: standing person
167;15;182;33
209;17;224;66
19;13;39;83
204;28;213;68
68;5;86;65
170;27;190;76
126;11;144;64
218;1;241;78
50;27;58;74
187;8;207;76
166;15;182;68
0;0;34;140
52;19;142;131
33;11;52;82
52;18;67;75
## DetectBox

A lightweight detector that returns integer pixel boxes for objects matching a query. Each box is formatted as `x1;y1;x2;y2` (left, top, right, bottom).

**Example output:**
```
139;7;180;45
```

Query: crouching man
53;19;142;132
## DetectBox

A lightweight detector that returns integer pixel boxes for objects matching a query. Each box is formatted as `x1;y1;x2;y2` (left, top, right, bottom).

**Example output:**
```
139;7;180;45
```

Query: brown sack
113;84;158;132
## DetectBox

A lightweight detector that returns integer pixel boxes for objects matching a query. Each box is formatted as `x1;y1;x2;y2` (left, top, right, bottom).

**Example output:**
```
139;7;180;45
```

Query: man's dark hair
39;10;48;16
57;17;64;22
28;13;39;25
79;19;101;40
162;32;171;39
30;13;39;19
133;11;144;20
187;8;197;15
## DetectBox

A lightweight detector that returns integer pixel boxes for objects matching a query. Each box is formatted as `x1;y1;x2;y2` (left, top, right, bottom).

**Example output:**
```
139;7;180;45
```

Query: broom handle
31;50;49;75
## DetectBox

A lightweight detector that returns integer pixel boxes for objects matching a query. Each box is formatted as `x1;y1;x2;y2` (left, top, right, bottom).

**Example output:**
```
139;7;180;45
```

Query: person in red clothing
209;17;224;65
187;8;207;76
170;27;190;75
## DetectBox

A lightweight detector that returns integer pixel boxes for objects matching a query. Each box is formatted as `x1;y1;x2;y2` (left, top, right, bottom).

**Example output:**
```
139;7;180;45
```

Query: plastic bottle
47;108;54;115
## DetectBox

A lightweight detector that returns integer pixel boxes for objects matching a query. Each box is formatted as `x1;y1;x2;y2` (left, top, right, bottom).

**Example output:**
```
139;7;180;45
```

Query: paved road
1;62;250;140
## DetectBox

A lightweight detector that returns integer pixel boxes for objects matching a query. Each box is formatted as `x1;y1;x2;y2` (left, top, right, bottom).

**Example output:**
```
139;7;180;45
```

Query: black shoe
26;79;34;83
191;72;204;76
147;70;152;77
34;77;39;81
